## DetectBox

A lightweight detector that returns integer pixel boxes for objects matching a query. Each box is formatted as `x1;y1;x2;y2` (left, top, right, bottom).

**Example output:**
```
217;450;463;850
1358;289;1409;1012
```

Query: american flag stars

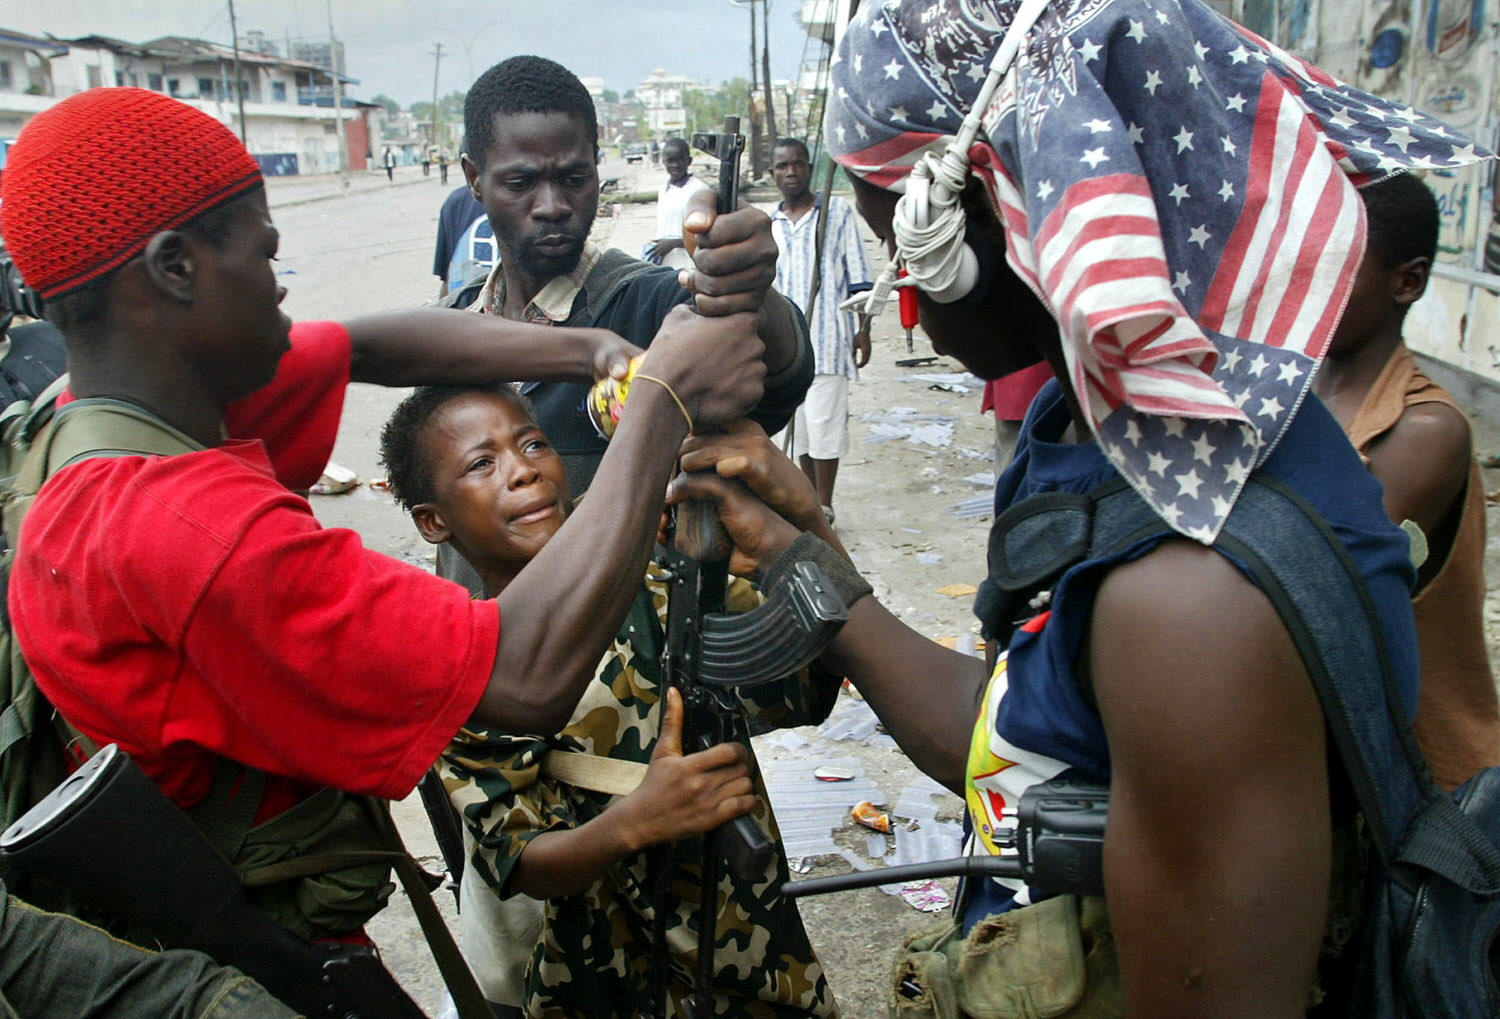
825;0;1493;540
1190;433;1216;465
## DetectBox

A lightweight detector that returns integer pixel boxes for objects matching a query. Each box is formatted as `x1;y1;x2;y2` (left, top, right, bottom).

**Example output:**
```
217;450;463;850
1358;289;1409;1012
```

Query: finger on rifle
682;261;775;300
681;191;717;255
691;291;764;318
654;687;685;759
714;793;760;823
669;468;746;506
679;419;762;458
684;739;749;772
690;206;763;250
715;454;754;478
676;441;755;477
712;774;755;801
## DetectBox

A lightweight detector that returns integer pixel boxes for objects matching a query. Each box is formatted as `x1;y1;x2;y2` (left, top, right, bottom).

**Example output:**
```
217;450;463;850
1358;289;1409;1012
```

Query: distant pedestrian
382;147;396;182
649;138;659;165
439;151;449;185
643;137;710;270
767;137;870;523
421;150;431;177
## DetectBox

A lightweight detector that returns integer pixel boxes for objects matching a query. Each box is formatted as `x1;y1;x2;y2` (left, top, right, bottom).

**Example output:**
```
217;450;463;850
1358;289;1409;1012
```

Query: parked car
624;142;648;164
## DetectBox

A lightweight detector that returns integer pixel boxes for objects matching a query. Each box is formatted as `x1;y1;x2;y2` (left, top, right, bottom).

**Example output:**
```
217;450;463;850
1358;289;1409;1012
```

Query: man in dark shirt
433;180;494;298
448;56;811;490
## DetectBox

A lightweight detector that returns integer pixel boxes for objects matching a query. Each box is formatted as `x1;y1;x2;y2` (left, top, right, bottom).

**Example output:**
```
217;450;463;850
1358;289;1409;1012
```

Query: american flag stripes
827;0;1492;541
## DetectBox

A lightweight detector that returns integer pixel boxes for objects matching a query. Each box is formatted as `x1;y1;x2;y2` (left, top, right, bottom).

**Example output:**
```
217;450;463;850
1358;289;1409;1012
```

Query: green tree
602;88;619;103
371;93;400;115
683;77;751;135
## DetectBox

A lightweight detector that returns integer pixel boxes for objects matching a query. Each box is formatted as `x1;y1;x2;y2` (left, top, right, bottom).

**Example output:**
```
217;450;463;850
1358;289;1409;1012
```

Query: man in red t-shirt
0;89;775;949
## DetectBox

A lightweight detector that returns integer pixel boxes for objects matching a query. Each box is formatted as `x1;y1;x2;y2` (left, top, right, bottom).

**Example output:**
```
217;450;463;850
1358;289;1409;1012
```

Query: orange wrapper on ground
852;800;891;834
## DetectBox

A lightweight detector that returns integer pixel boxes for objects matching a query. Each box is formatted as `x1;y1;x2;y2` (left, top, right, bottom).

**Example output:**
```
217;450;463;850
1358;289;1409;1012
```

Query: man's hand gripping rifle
646;115;851;1018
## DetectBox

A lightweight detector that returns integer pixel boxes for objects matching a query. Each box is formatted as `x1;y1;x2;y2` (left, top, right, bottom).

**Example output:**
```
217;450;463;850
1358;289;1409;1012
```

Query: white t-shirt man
654;174;712;270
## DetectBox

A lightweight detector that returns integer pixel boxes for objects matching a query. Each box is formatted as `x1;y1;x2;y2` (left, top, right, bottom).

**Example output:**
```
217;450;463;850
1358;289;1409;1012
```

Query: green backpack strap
6;396;205;552
39;397;204;475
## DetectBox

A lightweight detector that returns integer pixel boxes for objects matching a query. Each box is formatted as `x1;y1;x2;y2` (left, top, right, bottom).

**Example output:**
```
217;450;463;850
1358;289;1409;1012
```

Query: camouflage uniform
440;567;840;1017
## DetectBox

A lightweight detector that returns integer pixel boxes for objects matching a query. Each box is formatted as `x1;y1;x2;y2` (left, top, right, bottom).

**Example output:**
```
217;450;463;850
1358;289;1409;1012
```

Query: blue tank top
961;378;1420;928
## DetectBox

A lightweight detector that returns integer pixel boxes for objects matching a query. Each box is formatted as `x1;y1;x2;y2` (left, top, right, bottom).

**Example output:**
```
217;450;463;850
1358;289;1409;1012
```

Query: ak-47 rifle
645;115;851;1019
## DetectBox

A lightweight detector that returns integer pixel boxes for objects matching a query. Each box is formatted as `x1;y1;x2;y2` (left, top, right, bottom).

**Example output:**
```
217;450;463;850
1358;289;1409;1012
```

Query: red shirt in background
11;321;498;823
981;362;1053;422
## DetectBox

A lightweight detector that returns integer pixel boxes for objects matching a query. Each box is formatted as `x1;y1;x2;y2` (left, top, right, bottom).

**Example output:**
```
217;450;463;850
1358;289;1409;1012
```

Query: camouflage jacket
440;567;841;1017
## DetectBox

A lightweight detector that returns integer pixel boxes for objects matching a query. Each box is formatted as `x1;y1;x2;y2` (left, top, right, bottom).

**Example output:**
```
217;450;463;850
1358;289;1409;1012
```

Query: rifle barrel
781;854;1024;898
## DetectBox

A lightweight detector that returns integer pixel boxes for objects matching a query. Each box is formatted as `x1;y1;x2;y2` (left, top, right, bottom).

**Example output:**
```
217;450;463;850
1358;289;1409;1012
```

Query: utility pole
748;1;764;177
228;0;248;147
429;43;445;157
748;0;758;97
327;0;347;183
760;0;778;146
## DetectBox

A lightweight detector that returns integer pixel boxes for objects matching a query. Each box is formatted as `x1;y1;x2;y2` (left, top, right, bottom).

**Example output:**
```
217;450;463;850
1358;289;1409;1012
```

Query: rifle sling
540;750;647;797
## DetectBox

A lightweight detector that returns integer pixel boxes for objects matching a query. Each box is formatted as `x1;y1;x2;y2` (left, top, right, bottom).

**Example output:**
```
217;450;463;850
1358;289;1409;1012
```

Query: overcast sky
7;1;813;106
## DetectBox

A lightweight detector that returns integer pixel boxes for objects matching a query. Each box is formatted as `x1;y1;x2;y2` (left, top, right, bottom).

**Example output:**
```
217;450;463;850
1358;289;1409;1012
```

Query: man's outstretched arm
475;308;766;735
343;308;639;388
1090;540;1329;1019
666;456;987;791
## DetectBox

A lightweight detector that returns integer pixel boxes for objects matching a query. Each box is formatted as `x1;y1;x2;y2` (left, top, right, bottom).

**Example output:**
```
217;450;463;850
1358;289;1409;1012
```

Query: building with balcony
0;29;68;139
0;27;370;175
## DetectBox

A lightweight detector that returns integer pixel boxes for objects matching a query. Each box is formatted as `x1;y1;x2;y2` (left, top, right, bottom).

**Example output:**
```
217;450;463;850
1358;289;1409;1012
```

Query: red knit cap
0;88;263;300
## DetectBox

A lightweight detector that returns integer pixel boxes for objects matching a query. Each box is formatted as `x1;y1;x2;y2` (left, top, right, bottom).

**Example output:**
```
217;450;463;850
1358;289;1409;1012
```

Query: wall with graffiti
1227;0;1500;384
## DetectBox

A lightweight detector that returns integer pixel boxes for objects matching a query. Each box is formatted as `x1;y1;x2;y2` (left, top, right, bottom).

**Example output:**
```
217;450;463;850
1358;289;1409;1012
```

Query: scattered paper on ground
860;406;957;448
937;583;977;598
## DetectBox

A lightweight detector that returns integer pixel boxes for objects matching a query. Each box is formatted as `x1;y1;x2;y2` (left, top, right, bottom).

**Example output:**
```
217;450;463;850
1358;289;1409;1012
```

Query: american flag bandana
827;0;1493;542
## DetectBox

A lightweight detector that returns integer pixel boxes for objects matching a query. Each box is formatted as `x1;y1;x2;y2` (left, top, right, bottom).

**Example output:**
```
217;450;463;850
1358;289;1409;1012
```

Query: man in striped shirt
769;137;871;523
